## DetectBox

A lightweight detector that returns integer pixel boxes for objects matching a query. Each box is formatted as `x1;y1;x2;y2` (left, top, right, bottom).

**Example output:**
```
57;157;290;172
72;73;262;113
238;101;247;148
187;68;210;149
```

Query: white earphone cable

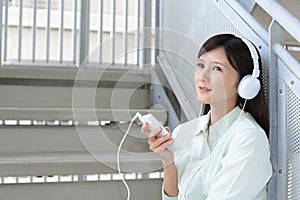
238;99;248;119
117;114;139;200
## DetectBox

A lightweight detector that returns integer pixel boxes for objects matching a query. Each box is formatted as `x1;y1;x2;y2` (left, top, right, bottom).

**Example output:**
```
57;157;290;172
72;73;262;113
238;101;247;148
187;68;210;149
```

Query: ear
238;75;261;99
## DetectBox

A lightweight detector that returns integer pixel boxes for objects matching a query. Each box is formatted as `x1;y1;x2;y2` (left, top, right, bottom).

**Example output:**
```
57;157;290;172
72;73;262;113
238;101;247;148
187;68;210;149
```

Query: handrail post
142;0;152;68
155;0;162;64
0;0;3;66
268;19;285;200
78;0;90;66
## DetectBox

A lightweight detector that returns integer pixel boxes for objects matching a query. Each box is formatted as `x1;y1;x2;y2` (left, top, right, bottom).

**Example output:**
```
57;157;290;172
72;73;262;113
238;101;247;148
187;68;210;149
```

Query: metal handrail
273;43;300;78
255;0;300;43
226;0;268;44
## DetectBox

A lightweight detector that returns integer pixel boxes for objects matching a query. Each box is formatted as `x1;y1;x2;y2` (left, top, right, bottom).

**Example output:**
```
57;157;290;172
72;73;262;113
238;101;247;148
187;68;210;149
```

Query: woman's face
194;47;239;107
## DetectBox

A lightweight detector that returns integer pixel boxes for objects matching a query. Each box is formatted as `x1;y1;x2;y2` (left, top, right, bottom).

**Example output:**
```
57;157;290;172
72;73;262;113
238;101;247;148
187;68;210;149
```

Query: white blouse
163;106;272;200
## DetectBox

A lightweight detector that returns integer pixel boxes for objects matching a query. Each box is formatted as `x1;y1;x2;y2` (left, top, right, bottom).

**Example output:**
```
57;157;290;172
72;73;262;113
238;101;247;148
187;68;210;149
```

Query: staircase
1;0;300;199
0;65;167;199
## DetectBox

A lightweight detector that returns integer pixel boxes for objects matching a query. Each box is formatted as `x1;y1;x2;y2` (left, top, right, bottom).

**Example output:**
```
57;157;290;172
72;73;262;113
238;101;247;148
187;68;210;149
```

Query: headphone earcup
238;75;261;99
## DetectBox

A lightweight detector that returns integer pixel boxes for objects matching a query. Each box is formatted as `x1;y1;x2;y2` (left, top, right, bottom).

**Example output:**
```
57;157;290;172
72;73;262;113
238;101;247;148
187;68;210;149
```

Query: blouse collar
195;106;242;137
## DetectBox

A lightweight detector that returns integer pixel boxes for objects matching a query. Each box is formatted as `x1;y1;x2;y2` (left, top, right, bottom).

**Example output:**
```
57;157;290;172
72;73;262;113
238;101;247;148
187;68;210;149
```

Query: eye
197;63;204;69
212;66;222;71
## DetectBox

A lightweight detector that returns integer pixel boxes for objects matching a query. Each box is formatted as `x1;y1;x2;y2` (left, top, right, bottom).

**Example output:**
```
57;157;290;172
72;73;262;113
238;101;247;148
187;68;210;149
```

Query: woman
141;34;272;200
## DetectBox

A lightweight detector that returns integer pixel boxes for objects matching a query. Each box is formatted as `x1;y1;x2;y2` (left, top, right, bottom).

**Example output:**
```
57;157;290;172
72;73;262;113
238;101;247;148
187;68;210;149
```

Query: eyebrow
212;61;227;68
198;59;227;68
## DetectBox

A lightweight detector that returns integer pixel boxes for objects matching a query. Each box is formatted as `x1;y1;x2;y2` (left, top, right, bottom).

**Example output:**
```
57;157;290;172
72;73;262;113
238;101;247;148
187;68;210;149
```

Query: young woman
141;34;272;200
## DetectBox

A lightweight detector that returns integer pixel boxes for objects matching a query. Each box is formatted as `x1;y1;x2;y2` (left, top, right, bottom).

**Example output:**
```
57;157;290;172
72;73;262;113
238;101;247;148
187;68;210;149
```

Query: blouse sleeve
162;193;178;200
206;128;272;200
161;185;178;200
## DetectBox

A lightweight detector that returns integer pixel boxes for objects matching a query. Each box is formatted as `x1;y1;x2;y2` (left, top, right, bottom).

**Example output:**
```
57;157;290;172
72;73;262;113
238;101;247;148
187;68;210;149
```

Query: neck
210;103;236;125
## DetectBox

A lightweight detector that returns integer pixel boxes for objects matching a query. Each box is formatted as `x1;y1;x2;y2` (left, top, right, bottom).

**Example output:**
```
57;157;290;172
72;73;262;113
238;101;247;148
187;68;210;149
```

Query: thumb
165;126;171;133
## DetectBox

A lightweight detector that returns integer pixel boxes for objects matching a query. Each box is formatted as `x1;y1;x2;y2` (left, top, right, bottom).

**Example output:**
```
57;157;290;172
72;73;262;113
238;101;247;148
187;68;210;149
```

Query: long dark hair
198;34;269;136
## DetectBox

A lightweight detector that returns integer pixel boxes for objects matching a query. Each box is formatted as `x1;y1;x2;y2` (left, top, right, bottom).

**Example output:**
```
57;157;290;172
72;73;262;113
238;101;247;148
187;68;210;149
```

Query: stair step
0;108;167;122
0;85;149;109
0;125;163;176
0;66;151;84
0;178;163;200
0;152;162;176
0;66;151;109
0;109;168;154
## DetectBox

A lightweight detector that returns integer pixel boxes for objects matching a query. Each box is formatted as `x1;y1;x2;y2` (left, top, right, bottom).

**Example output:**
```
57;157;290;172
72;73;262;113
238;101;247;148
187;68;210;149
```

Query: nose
195;68;209;81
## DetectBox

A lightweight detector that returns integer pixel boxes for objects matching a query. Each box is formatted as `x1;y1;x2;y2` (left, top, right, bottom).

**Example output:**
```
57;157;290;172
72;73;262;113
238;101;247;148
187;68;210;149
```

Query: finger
149;133;171;150
152;139;174;153
165;126;171;133
148;127;162;138
141;122;151;135
148;136;156;145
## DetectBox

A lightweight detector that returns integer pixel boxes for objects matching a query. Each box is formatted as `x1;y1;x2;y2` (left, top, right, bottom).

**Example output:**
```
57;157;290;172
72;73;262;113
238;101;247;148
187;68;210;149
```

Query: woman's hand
141;122;174;166
141;123;179;196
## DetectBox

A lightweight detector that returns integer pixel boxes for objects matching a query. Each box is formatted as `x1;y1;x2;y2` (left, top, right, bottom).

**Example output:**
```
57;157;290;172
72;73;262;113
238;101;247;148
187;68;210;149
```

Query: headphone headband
237;36;261;100
240;37;260;78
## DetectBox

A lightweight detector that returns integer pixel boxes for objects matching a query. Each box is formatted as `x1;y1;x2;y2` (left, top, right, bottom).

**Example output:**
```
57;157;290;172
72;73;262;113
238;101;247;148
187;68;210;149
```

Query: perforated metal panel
160;0;243;116
159;0;270;119
287;87;300;200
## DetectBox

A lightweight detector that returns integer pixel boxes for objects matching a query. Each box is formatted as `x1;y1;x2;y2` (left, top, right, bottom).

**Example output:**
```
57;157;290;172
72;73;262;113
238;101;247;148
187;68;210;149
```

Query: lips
199;86;211;92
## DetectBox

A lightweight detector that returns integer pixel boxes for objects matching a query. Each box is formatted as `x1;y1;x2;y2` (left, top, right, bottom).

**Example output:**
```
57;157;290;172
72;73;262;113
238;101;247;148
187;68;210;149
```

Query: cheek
194;70;198;80
215;79;227;97
213;75;238;97
224;77;239;96
212;74;225;89
194;71;199;85
231;75;240;93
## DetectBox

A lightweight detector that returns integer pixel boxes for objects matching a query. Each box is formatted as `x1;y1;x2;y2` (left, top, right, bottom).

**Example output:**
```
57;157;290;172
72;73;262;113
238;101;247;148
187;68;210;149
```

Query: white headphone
237;37;261;100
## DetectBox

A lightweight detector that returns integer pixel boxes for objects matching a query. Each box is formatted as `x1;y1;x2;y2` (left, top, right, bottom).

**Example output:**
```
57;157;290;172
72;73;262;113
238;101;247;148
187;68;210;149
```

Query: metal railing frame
224;0;300;199
154;0;300;198
0;0;154;68
254;1;300;199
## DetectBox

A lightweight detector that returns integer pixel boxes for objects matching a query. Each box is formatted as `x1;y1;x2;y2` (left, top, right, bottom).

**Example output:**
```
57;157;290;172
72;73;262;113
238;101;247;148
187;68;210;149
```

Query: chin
197;97;210;104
